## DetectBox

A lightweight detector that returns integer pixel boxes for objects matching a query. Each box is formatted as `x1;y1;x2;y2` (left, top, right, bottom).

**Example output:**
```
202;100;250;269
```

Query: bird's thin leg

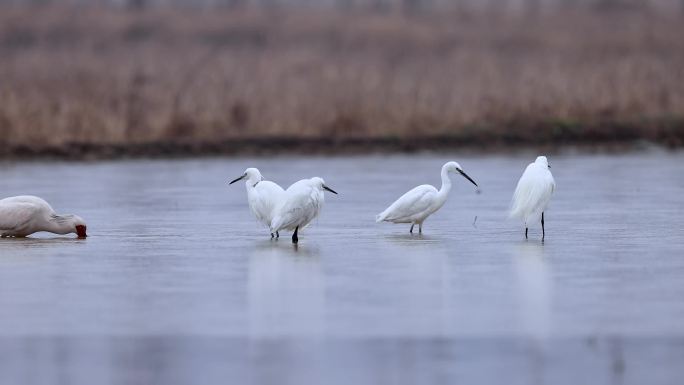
525;227;528;239
409;224;414;234
292;226;299;244
276;231;280;238
541;212;545;241
271;233;274;239
419;223;422;234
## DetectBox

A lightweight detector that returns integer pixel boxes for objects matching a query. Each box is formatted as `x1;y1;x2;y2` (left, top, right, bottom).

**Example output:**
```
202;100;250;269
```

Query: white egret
376;161;478;234
510;156;556;241
270;177;338;244
0;196;87;238
229;167;285;238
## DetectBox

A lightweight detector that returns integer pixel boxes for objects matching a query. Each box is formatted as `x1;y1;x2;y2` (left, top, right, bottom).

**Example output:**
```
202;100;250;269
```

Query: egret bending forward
0;196;87;238
270;177;338;244
510;156;555;241
229;167;285;238
376;161;478;234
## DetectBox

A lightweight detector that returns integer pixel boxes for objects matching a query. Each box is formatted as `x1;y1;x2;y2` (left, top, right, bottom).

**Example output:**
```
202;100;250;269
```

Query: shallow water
1;151;683;384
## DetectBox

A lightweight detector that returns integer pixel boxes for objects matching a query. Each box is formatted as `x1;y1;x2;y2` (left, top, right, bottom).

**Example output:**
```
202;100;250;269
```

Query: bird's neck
437;166;453;200
245;176;262;188
47;215;74;235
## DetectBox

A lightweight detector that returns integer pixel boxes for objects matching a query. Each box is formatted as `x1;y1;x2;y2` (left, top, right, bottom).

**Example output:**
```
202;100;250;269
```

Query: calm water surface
0;151;683;384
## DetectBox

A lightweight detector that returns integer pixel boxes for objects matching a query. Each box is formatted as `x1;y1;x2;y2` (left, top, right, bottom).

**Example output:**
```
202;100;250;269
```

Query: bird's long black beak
229;174;246;185
323;185;338;194
458;170;478;187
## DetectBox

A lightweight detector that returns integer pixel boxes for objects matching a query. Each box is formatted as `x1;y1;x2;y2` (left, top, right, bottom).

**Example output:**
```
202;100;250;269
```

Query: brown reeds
0;5;683;157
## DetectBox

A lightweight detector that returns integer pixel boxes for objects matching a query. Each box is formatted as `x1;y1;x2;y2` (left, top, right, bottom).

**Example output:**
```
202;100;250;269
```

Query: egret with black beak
376;161;478;234
229;167;285;238
270;177;338;244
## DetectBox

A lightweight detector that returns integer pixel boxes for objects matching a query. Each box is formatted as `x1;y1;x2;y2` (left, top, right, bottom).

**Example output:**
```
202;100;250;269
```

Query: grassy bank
0;5;683;158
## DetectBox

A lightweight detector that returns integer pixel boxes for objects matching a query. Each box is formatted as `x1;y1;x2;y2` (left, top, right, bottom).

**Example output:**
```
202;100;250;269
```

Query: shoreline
1;135;681;162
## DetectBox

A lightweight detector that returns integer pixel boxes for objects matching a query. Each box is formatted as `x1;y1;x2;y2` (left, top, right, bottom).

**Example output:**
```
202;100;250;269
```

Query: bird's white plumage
232;168;285;232
376;161;478;232
270;177;329;233
510;156;556;227
0;195;86;237
376;184;438;224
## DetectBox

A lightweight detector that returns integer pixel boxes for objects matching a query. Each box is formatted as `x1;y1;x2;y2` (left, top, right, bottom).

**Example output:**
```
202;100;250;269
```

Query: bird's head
311;177;338;195
535;156;550;169
229;167;263;187
445;161;478;187
72;216;87;238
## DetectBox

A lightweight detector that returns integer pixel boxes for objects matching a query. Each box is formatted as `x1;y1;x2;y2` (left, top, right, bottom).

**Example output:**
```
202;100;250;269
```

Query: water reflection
513;242;552;339
0;237;87;260
247;241;324;337
0;236;86;245
374;236;452;336
381;233;442;244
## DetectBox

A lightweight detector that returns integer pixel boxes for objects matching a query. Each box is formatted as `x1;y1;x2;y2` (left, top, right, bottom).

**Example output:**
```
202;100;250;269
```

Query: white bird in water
510;156;556;241
376;161;478;234
270;177;338;244
0;196;87;238
229;167;285;238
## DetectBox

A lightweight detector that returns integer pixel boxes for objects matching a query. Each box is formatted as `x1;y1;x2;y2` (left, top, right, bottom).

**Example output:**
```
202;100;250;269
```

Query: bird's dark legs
541;212;545;241
525;227;528;239
419;223;422;234
276;231;280;238
292;226;299;244
270;233;274;239
409;224;414;234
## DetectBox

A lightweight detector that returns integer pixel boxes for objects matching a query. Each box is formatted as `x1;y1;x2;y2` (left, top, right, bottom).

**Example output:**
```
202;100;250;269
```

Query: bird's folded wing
381;185;435;221
511;166;555;218
0;202;37;231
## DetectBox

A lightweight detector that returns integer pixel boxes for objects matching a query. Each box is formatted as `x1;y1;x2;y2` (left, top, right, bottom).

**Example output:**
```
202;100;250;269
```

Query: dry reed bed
1;5;683;156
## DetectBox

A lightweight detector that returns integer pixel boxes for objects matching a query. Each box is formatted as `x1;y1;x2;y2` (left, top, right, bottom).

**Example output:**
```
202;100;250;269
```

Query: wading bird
270;177;338;244
229;168;285;238
510;156;556;241
376;161;478;234
0;196;87;238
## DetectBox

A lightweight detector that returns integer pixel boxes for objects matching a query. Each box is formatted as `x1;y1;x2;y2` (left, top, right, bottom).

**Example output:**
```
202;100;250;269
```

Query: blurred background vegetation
0;0;683;157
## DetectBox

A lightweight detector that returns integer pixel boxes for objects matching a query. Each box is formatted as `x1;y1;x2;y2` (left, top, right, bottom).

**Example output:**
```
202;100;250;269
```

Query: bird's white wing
510;164;555;220
0;201;39;232
377;185;437;222
248;181;285;227
271;183;323;231
1;195;53;210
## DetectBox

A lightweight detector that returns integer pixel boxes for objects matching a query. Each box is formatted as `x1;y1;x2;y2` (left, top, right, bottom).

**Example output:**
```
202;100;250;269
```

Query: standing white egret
0;195;87;238
376;161;478;234
510;156;556;241
229;167;285;238
270;177;338;244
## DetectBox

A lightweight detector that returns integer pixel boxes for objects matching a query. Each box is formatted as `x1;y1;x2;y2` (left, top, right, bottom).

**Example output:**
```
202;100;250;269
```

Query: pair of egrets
230;156;555;244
